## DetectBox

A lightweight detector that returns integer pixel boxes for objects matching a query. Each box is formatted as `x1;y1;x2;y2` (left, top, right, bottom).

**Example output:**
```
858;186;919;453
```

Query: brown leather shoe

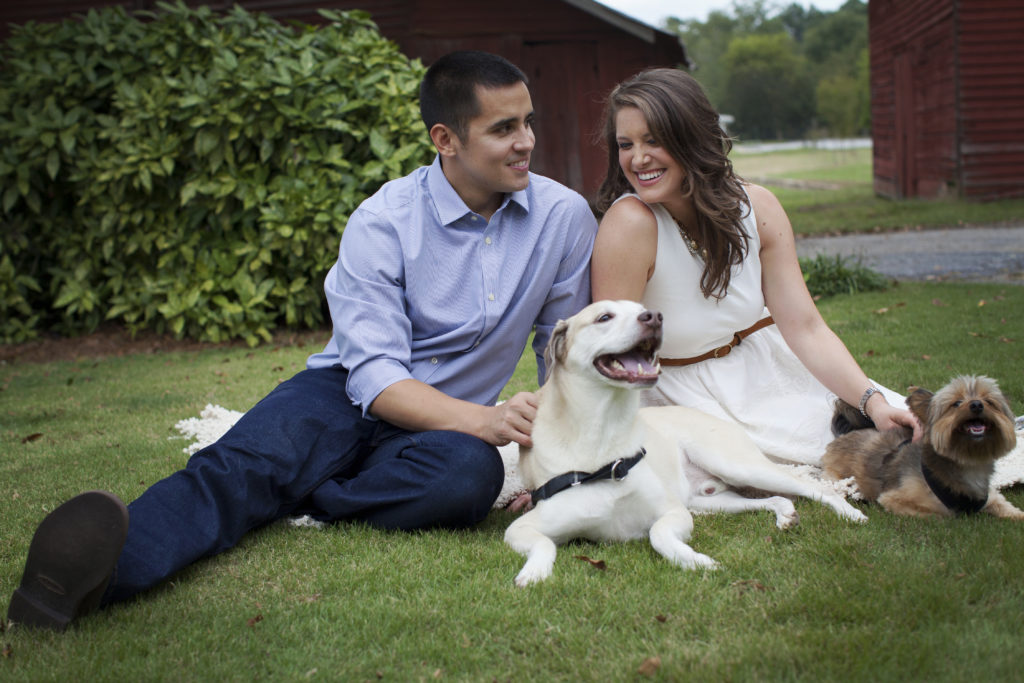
7;491;129;631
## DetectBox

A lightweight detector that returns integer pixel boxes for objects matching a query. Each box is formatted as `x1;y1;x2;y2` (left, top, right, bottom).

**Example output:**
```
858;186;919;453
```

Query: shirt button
488;293;495;301
431;357;438;364
484;236;492;245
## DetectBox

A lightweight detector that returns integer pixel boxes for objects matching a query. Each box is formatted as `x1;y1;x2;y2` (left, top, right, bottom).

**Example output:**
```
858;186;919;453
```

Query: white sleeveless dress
616;193;903;465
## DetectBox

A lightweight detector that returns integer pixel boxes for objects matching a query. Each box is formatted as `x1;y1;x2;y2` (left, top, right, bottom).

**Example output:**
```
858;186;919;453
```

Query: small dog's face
908;375;1017;463
546;300;662;387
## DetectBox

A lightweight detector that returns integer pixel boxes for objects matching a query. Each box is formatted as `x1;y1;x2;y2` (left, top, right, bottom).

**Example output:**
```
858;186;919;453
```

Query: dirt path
796;225;1024;285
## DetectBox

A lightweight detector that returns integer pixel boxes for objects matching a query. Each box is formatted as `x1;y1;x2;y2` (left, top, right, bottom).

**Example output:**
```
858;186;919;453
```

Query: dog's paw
668;550;718;571
513;561;553;587
512;565;552;589
686;553;719;570
776;508;799;530
843;506;869;523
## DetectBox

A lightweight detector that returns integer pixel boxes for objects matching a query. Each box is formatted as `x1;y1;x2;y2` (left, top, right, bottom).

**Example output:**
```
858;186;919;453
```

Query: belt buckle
713;332;743;359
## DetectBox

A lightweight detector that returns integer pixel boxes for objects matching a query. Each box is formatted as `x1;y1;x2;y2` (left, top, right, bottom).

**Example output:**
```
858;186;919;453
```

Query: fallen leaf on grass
1000;337;1014;344
247;614;263;627
921;354;931;360
2;643;11;659
978;300;986;307
638;656;661;677
931;299;948;307
21;433;43;444
573;555;606;570
655;614;668;623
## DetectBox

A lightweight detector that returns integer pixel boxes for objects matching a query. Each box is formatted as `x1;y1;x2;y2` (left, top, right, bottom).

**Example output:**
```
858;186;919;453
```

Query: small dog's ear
905;387;933;424
544;319;570;380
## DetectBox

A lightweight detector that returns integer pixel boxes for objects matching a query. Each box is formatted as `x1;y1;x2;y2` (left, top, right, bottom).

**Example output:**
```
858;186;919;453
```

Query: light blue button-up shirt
307;156;597;415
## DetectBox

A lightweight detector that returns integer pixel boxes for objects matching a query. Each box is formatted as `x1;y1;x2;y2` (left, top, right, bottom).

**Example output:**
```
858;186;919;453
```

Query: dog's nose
638;310;663;328
969;400;983;414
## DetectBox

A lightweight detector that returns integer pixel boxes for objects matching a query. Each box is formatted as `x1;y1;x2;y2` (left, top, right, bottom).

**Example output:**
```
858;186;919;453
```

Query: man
7;51;597;630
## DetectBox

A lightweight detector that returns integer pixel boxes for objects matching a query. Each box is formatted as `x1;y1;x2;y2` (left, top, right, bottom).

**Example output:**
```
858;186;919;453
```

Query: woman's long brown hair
596;68;749;300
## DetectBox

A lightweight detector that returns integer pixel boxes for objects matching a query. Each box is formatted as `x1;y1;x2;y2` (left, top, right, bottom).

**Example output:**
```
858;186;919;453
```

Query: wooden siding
957;0;1024;199
1;0;686;200
870;0;1024;200
869;0;956;199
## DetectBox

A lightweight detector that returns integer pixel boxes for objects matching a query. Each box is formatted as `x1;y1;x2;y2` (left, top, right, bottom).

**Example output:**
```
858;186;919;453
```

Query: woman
591;68;918;465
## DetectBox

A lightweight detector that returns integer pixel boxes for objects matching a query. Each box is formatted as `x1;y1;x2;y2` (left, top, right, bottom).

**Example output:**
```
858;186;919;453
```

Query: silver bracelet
859;387;881;419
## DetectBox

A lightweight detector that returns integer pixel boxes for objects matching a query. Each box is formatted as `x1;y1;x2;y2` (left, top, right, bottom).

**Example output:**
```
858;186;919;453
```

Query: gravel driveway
795;225;1024;285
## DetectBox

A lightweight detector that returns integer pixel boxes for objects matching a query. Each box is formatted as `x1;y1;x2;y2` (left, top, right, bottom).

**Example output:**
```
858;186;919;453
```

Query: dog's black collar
531;448;646;504
920;453;987;515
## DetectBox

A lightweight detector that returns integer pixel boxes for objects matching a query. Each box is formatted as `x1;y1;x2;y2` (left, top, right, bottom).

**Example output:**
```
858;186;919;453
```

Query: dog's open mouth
961;419;989;438
594;337;661;385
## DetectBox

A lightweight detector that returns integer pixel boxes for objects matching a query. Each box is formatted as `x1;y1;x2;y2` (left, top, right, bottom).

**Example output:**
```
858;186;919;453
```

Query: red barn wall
869;0;956;199
957;0;1024;199
870;0;1024;200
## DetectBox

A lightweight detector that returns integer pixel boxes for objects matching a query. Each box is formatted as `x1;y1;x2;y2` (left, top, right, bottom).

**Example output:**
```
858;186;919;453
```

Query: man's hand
482;391;538;447
506;491;533;513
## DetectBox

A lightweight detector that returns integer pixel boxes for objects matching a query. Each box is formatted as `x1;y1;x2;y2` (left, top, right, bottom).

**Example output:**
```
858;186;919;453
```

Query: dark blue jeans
103;367;504;604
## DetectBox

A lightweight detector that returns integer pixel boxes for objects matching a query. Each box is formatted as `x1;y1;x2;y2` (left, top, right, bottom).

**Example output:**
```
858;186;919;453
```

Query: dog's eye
953;400;963;408
596;313;614;323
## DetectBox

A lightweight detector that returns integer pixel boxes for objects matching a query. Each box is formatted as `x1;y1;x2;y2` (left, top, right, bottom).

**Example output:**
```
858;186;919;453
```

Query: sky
596;0;849;27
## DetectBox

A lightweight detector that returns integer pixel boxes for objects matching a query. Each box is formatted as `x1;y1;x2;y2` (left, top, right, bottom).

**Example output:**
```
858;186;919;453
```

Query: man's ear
429;123;459;157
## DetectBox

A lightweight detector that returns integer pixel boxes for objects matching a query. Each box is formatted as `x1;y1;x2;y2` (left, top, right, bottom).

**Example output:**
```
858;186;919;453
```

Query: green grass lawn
731;147;1024;235
2;282;1023;681
3;146;1022;680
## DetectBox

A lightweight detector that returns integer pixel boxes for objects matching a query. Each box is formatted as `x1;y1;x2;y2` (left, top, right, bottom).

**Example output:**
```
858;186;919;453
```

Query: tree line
666;0;868;140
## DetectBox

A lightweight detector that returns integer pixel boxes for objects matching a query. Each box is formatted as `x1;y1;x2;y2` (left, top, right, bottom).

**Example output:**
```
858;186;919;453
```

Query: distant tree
722;33;814;140
667;11;738;108
816;74;860;136
666;0;867;139
803;0;867;79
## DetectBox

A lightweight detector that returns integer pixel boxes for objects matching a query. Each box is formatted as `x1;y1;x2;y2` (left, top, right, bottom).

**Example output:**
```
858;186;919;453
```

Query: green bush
800;253;888;298
0;1;433;344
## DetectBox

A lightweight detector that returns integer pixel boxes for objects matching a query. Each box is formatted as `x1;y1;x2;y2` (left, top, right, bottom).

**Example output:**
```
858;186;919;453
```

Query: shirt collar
427;155;530;225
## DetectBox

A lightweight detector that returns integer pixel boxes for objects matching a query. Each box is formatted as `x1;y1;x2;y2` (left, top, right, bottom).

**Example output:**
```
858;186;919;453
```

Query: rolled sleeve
327;207;415;414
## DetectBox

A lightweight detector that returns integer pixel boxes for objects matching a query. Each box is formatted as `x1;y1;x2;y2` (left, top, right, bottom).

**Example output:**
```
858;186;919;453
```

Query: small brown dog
822;375;1022;518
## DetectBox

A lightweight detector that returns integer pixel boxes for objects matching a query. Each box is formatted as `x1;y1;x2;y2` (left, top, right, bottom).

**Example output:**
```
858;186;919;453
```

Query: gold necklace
672;216;707;260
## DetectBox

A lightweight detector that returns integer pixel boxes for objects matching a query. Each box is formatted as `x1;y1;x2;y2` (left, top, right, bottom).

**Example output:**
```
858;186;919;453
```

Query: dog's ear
905;387;933;424
543;319;570;380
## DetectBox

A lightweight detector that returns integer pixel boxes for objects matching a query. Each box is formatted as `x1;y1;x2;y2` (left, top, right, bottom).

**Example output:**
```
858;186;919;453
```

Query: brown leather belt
660;316;774;367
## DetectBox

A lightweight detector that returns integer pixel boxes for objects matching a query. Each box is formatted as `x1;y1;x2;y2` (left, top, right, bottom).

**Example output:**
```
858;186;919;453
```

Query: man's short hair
420;51;528;141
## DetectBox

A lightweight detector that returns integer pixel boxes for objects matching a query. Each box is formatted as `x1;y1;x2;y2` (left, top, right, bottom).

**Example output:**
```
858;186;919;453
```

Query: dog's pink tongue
621;351;658;376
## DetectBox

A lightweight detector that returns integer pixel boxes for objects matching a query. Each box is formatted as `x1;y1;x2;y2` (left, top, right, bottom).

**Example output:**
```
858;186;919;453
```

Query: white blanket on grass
173;404;1024;511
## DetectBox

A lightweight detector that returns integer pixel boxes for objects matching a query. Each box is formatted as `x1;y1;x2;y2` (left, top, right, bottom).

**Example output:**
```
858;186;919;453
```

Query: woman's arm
591;197;659;302
749;184;919;435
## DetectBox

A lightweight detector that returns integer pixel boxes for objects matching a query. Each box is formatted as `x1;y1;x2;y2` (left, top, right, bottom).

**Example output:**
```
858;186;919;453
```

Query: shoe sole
7;490;129;631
